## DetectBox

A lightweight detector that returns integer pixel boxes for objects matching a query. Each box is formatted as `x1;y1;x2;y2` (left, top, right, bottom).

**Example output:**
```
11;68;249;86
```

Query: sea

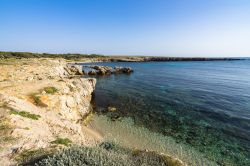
83;60;250;166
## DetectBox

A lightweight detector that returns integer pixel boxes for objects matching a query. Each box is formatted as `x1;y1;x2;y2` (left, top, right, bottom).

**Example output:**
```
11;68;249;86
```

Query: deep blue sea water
84;60;250;165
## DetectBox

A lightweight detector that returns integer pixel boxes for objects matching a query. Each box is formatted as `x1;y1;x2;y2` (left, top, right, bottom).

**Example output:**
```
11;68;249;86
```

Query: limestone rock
0;59;97;165
68;65;84;75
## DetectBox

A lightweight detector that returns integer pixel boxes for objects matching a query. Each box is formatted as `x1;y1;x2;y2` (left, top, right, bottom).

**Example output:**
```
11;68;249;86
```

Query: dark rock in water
93;65;112;71
92;66;113;75
88;70;96;75
114;66;133;74
86;65;133;75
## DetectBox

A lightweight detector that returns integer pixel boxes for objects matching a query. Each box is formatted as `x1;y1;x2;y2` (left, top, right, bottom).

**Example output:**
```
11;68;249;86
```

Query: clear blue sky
1;0;250;57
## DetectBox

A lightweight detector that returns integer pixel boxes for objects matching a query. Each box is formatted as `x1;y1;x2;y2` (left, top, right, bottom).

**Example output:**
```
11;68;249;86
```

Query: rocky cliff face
0;58;97;165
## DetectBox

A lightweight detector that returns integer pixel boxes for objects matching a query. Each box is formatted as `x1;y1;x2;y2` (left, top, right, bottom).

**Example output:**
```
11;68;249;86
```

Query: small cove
83;60;250;166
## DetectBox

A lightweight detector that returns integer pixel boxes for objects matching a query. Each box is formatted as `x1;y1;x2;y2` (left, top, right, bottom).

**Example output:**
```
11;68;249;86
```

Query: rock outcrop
0;58;98;165
92;65;113;75
67;63;134;76
81;65;134;75
66;64;84;75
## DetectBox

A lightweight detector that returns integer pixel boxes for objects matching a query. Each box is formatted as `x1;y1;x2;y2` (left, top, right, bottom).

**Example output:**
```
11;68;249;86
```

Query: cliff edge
0;58;97;165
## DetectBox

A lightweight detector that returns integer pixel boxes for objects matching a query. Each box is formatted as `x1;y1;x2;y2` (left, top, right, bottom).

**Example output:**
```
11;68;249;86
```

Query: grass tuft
29;93;48;107
51;137;72;146
43;87;58;94
10;109;41;120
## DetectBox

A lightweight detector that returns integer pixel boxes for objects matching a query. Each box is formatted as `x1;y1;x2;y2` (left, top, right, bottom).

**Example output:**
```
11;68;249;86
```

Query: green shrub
29;94;48;107
51;138;72;146
10;109;41;120
43;87;58;94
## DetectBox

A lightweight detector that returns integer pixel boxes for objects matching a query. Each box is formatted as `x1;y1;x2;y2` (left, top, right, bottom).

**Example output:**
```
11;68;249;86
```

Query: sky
0;0;250;57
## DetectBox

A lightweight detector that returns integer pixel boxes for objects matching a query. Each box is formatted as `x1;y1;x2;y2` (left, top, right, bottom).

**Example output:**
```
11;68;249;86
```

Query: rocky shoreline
0;58;99;165
0;58;186;166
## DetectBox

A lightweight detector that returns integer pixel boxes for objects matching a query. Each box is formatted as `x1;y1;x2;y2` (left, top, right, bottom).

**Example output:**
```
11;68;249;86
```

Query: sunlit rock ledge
0;58;97;165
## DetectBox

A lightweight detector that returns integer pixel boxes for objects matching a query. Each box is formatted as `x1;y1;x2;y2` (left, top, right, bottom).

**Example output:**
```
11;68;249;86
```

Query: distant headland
0;51;244;62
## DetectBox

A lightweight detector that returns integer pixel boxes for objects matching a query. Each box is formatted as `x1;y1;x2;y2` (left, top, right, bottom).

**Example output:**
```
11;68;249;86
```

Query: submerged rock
108;106;117;112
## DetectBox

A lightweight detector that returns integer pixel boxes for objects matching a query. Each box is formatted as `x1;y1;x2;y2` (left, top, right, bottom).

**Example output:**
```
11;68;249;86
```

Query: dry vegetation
32;142;184;166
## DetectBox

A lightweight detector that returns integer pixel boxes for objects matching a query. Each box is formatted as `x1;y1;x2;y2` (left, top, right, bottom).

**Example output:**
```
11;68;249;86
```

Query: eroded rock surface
0;58;98;165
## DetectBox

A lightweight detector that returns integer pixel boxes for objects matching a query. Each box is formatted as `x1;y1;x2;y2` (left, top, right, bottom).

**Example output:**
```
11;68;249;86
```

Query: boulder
88;70;96;75
92;66;112;75
114;67;133;73
68;65;84;75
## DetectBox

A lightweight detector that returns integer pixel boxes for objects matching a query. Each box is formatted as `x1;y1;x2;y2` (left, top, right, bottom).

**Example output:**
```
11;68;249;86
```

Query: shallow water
91;114;218;166
84;60;250;165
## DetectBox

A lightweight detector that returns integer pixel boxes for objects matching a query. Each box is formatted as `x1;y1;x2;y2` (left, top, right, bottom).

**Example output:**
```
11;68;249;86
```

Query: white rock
66;96;76;108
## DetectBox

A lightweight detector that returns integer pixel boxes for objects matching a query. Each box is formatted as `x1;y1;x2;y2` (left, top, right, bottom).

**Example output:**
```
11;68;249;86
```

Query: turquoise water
84;60;250;165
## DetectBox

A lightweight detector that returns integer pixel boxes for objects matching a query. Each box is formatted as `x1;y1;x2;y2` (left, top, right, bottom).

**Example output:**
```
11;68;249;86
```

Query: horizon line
0;50;250;58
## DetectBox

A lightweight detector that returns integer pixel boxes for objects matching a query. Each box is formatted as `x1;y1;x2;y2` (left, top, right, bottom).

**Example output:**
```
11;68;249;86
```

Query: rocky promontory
67;64;133;76
0;58;99;165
